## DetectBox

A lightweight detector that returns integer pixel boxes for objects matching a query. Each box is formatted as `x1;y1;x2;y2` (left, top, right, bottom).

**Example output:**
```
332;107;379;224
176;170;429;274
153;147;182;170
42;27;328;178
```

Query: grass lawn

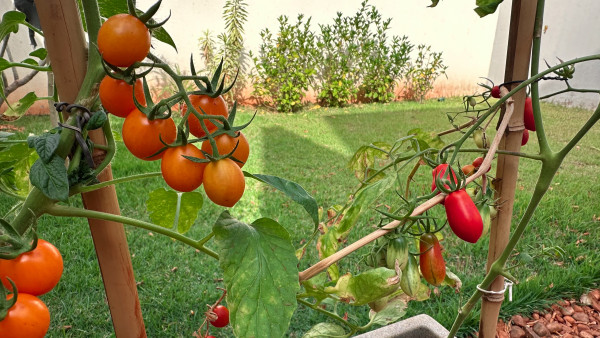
2;98;600;337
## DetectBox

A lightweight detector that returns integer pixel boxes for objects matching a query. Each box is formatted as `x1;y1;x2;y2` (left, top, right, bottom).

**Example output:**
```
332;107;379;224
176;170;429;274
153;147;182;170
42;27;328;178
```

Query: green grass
2;98;600;337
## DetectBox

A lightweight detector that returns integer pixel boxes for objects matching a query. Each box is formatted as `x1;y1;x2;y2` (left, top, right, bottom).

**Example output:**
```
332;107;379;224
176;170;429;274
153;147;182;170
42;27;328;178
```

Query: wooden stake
34;1;147;337
478;1;538;337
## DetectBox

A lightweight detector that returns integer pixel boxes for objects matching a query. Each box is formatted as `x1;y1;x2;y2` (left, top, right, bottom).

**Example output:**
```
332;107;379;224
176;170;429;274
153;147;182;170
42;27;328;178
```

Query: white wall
488;0;600;109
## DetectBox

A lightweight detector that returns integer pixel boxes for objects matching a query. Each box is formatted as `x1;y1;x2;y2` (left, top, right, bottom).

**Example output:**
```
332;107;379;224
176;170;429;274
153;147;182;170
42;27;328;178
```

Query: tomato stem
71;172;162;194
297;297;360;332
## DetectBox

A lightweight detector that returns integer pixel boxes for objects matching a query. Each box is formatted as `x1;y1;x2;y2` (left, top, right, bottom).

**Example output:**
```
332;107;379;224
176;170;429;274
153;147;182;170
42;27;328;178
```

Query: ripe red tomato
444;190;483;243
419;233;446;286
491;86;501;99
522;129;529;146
97;14;151;67
523;97;536;131
472;157;484;168
203;158;245;207
99;76;145;118
122;109;177;161
461;164;475;177
209;305;230;328
0;239;63;296
201;132;249;168
0;294;50;338
183;95;228;138
161;144;207;192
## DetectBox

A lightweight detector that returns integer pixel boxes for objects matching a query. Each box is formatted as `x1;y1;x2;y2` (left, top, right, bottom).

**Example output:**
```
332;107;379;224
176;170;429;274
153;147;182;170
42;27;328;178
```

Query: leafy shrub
403;44;448;102
250;15;317;113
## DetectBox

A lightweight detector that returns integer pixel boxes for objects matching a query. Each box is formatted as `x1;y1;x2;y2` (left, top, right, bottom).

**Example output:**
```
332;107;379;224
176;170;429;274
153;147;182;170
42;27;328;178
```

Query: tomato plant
523;97;536;131
161;144;207;192
97;14;151;67
0;294;50;338
0;240;63;296
418;233;446;286
203;159;245;207
201;132;249;168
444;190;483;243
99;76;145;118
184;95;229;138
122;109;177;161
209;305;230;328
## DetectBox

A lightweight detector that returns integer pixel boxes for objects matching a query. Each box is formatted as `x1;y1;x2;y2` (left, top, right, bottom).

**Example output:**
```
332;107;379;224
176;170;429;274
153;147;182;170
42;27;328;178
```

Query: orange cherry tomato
0;239;63;296
183;95;228;138
97;14;151;67
99;76;145;118
161;144;207;192
201;132;249;168
203;158;245;207
122;109;177;161
0;294;50;338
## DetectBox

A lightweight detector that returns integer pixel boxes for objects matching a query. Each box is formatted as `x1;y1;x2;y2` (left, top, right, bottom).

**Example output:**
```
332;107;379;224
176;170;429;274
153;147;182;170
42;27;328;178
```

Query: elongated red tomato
161;144;206;192
523;97;536;131
472;157;484;168
419;233;446;286
183;95;228;138
0;294;50;338
444;190;483;243
97;14;151;67
99;76;145;118
203;158;245;207
0;239;63;296
201;132;249;168
122;109;177;161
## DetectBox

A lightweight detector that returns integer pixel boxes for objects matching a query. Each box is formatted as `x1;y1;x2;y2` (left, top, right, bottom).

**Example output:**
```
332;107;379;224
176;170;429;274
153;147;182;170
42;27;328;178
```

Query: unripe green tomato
473;129;486;149
386;237;409;271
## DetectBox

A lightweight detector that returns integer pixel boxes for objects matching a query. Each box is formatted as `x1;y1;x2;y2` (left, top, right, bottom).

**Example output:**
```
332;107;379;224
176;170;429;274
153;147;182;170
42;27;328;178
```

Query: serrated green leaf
302;322;346;338
474;0;504;17
30;156;69;201
3;92;39;118
27;133;60;163
0;143;36;196
324;268;400;306
348;142;391;181
213;211;298;338
369;297;408;326
29;48;48;60
244;172;318;227
86;111;108;130
146;188;203;234
0;11;26;42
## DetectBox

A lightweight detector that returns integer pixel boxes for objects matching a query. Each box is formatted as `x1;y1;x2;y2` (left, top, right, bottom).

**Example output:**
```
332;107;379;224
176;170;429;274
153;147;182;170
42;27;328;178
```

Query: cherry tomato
0;294;50;338
183;95;228;138
97;14;151;67
209;305;230;328
122;109;177;161
522;129;529;146
201;132;249;168
491;85;501;99
203;158;245;207
0;239;63;296
523;97;536;131
161;144;207;192
99;76;145;118
419;233;446;286
444;190;483;243
472;157;484;168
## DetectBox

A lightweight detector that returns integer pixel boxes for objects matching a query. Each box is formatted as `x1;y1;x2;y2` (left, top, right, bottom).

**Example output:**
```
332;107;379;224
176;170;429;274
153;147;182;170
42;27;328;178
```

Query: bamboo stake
34;1;147;336
478;1;538;336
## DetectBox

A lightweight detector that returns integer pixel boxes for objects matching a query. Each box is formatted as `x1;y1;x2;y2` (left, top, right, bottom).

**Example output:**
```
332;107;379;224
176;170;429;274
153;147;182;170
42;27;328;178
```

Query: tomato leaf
442;269;462;293
0;143;36;197
324;268;401;306
300;273;331;304
407;128;444;152
3;92;39;118
86;111;108;131
347;142;391;181
27;132;60;164
474;0;504;17
0;11;26;43
302;322;346;338
243;172;319;228
213;211;298;338
29;48;48;60
369;297;408;326
30;156;69;201
146;188;203;234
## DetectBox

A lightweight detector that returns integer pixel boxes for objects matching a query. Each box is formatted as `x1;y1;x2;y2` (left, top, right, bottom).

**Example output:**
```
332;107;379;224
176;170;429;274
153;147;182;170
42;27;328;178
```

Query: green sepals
0;218;37;259
545;58;575;79
127;0;169;29
181;155;211;164
132;76;172;121
85;110;108;131
189;58;237;98
434;163;464;195
0;278;18;321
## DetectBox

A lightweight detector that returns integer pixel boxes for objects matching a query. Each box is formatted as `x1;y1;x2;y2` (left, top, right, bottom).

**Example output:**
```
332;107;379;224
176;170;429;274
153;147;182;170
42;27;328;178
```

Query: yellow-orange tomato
161;144;207;192
183;95;228;138
99;76;145;118
203;158;245;207
97;14;151;67
0;239;63;296
201;132;249;168
122;109;177;161
0;294;50;338
461;164;475;177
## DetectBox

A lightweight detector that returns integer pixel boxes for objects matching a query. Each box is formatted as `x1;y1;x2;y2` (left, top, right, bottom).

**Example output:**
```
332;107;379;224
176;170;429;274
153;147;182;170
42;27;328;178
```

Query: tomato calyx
0;278;17;321
189;58;237;98
126;0;170;28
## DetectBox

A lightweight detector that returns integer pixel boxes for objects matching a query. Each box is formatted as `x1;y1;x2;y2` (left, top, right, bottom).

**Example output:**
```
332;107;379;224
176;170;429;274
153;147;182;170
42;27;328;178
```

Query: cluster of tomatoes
0;240;64;337
490;85;535;146
97;12;249;207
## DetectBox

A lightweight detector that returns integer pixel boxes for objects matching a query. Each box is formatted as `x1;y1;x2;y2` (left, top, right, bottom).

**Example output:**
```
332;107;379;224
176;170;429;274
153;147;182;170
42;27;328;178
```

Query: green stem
540;86;600;100
89;120;116;178
297;297;360;332
530;0;551;156
44;204;219;259
72;172;162;194
458;148;544;161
